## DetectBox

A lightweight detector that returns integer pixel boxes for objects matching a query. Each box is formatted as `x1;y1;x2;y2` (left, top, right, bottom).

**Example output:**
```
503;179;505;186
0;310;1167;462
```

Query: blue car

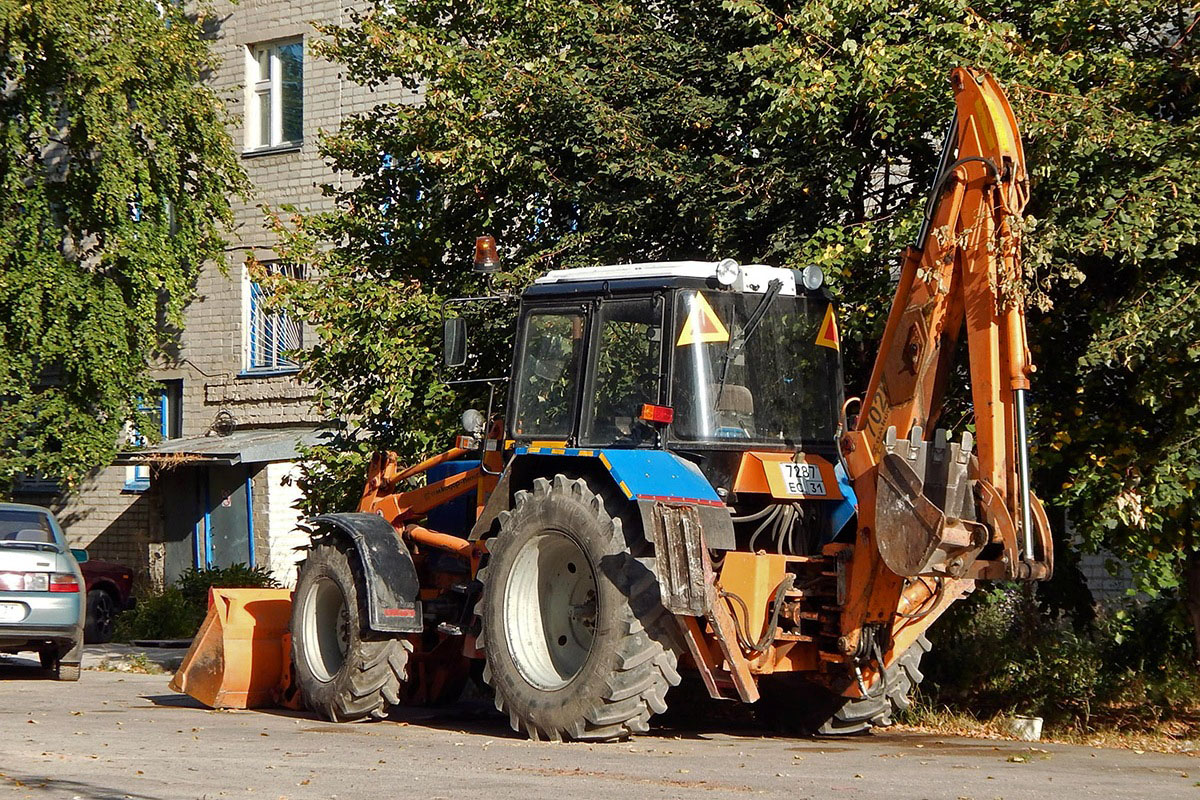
0;503;85;680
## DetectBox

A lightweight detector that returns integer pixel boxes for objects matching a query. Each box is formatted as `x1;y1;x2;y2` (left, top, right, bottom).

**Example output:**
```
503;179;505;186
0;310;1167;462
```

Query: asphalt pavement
0;657;1196;800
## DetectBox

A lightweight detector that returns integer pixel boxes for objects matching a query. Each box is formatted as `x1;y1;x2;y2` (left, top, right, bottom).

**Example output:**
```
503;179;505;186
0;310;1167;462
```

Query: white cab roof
534;260;798;295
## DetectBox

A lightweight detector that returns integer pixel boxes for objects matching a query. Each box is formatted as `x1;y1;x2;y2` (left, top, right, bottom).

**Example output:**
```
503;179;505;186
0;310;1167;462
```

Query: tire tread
291;537;412;723
478;475;681;742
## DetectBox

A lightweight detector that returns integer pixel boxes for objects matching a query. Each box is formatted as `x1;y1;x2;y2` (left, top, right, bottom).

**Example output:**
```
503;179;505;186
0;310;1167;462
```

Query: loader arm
837;68;1053;666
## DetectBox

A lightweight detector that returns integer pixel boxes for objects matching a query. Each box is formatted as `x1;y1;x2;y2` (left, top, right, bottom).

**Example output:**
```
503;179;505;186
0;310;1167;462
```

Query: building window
11;473;60;495
246;39;303;151
248;263;304;372
124;381;183;491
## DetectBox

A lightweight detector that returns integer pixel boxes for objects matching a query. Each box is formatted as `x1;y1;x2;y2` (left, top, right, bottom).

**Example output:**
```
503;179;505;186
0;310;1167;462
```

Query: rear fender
307;513;423;634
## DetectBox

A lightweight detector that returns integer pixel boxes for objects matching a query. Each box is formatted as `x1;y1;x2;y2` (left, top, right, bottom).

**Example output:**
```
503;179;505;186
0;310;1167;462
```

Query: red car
79;558;135;643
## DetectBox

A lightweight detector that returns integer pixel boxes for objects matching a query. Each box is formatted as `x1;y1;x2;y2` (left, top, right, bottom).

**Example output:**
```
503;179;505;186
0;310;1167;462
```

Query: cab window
583;297;664;446
512;310;586;439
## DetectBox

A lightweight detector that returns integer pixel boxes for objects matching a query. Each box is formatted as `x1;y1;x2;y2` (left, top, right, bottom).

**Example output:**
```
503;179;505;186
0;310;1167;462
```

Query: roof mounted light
472;235;501;273
715;258;740;288
800;265;824;291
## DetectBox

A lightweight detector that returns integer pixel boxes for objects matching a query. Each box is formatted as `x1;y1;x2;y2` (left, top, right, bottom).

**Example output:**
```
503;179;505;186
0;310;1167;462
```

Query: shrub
114;563;282;642
112;586;201;642
174;564;281;610
922;584;1199;729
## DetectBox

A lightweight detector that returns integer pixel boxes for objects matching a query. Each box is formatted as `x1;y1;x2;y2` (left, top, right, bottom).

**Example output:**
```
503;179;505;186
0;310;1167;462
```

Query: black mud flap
308;513;423;634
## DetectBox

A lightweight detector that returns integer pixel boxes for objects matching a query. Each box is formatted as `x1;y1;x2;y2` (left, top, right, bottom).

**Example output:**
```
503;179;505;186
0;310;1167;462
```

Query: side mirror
71;548;89;564
443;318;467;369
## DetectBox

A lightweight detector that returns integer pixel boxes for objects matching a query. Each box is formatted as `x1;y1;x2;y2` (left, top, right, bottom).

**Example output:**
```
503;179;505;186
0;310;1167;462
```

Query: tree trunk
1186;547;1200;665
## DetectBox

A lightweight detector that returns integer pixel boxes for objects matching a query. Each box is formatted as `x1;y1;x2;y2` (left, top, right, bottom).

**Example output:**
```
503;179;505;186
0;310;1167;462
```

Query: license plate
0;602;26;623
778;461;827;497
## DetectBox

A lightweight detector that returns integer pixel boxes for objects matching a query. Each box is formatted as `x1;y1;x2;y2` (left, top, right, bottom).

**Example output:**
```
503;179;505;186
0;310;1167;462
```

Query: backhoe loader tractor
172;67;1054;741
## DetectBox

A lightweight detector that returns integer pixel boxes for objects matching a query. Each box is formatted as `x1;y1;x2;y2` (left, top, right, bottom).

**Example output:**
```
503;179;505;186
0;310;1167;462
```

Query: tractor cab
507;260;845;496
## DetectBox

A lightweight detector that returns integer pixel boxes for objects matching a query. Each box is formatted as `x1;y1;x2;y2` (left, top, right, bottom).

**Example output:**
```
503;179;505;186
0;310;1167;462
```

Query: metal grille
249;263;304;370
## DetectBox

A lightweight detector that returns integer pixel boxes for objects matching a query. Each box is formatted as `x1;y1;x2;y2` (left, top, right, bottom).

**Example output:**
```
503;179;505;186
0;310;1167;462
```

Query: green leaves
0;0;246;490
278;0;1200;634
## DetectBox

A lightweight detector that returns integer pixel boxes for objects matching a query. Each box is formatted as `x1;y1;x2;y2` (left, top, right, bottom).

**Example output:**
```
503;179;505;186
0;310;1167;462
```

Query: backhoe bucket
874;427;988;578
169;588;293;709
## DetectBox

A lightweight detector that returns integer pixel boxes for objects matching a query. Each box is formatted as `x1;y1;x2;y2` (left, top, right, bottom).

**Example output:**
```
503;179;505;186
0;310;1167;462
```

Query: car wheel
84;589;118;644
55;661;81;681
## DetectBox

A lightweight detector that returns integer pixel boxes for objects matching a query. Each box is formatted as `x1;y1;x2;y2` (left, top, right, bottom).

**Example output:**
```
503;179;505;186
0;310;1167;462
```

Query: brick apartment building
13;0;408;588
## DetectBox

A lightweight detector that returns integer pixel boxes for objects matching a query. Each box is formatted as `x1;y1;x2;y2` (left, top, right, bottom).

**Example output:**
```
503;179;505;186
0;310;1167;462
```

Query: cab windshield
671;289;841;446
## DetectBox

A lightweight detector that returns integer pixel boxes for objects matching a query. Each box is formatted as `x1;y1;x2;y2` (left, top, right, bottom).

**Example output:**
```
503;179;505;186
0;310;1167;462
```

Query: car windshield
0;509;57;545
670;290;841;445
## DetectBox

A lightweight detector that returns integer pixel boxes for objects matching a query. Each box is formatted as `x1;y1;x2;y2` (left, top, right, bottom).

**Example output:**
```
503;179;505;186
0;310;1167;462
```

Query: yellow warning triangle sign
815;305;839;350
676;292;730;346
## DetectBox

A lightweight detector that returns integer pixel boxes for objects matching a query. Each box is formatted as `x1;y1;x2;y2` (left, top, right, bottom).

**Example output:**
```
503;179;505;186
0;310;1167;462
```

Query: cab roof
530;261;800;297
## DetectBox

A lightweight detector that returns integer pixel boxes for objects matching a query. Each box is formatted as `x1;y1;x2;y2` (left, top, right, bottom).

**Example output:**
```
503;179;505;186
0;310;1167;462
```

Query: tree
726;0;1200;654
266;0;784;509
0;0;246;491
273;0;1200;652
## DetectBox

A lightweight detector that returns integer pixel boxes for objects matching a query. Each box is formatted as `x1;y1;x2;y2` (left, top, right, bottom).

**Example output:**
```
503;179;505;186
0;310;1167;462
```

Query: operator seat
712;383;755;438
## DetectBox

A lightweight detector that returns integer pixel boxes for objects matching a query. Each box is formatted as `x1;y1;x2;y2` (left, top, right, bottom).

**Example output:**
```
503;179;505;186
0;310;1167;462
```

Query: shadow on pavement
137;680;875;745
141;691;315;722
0;773;164;800
141;692;207;709
0;654;55;681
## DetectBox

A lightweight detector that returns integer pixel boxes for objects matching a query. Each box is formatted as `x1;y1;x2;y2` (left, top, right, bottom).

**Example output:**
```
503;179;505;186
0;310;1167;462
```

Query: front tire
477;475;681;742
290;538;412;722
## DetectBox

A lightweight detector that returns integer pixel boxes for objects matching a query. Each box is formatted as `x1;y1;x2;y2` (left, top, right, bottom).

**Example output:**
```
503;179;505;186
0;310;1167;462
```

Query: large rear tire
477;475;681;742
291;538;412;722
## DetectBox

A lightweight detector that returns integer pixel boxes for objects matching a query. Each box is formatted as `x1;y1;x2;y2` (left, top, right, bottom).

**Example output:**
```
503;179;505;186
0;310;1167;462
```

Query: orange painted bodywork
835;67;1052;678
733;452;842;501
170;588;294;709
356;425;505;569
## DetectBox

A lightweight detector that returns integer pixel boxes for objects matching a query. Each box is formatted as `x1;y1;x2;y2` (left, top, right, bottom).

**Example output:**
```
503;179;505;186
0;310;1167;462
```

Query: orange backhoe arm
836;68;1053;668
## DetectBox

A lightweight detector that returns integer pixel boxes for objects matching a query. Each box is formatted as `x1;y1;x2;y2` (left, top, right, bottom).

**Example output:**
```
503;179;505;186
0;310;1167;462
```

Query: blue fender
471;447;735;549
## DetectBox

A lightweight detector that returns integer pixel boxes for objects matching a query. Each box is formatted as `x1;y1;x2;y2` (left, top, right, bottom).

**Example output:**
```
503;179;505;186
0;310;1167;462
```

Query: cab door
508;304;590;445
579;294;666;447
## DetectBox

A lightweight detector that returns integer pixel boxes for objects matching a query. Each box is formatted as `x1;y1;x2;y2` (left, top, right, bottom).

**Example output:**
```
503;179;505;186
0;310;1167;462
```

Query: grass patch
898;700;1199;755
912;586;1200;753
94;653;167;675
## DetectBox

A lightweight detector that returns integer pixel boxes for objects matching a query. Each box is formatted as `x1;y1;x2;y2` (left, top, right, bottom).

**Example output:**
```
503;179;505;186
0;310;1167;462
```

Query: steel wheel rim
304;576;350;682
503;530;598;691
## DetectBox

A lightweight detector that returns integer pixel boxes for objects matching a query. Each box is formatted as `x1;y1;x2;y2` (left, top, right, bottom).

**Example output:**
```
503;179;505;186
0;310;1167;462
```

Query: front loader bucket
169;588;293;709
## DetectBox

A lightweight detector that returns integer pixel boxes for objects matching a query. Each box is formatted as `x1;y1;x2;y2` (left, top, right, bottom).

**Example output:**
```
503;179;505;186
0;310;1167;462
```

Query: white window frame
243;262;305;374
245;39;303;151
